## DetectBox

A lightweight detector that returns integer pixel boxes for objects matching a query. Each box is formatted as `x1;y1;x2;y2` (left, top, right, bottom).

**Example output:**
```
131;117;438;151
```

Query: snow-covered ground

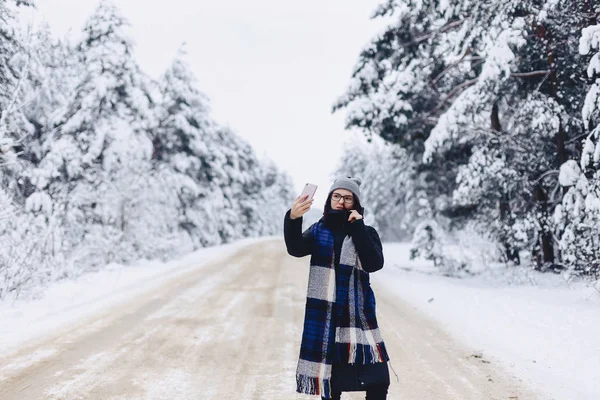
2;238;599;399
377;242;600;400
0;237;273;357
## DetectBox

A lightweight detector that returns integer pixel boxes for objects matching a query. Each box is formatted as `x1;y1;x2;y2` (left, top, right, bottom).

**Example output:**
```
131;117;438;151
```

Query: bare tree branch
510;70;551;78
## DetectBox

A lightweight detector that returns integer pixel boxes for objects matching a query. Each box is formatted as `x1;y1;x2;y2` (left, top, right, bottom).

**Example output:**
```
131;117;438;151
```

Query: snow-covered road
0;239;541;399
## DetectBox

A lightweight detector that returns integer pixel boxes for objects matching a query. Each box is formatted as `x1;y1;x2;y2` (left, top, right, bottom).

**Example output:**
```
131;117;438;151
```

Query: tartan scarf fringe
346;342;385;364
296;375;331;398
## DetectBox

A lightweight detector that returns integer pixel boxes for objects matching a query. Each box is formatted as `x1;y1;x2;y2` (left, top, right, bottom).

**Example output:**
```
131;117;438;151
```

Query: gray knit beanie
328;176;362;201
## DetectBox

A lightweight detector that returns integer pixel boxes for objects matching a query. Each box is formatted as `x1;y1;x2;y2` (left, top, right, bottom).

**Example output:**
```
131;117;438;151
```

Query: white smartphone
300;183;318;200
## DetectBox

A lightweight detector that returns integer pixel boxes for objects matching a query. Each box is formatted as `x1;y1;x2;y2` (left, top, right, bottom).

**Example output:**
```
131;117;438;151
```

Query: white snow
376;242;600;400
579;25;600;56
2;238;600;400
558;160;581;187
0;237;271;357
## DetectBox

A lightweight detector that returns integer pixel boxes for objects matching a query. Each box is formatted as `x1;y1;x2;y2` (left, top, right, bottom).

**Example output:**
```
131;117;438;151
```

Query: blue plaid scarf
296;221;389;398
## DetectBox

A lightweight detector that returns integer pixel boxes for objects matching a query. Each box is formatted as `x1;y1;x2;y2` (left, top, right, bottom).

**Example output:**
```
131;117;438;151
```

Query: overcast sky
22;0;387;207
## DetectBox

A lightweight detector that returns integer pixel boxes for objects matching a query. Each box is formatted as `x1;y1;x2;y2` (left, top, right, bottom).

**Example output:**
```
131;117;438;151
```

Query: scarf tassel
346;343;384;364
296;375;332;398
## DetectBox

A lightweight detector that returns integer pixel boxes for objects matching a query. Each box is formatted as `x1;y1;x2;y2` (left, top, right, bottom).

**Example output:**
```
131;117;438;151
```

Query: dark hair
322;190;364;222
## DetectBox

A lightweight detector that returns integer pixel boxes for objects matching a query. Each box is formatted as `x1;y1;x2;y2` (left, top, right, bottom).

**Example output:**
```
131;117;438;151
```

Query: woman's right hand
290;195;314;220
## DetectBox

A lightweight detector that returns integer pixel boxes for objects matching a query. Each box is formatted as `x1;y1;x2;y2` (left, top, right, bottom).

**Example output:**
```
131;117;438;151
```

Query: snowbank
377;242;600;400
0;237;272;356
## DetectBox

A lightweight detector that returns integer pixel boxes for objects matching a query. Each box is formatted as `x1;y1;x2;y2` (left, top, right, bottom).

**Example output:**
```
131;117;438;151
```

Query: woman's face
330;189;355;211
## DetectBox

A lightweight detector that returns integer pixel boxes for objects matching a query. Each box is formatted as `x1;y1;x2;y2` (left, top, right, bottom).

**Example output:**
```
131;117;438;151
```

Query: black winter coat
284;209;390;393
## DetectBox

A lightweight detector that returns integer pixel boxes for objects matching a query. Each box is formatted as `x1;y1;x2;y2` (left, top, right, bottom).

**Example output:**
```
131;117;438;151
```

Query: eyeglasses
332;193;354;204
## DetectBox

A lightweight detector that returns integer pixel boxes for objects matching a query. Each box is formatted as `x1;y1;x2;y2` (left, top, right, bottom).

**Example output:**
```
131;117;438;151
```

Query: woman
284;176;391;400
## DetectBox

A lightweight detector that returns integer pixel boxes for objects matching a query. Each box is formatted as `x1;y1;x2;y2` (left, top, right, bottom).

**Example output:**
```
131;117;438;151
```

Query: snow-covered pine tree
17;24;81;253
0;0;67;300
333;139;370;179
255;159;295;236
336;0;597;273
556;16;600;279
361;143;413;241
19;23;81;168
0;0;34;197
209;126;291;241
416;1;571;270
153;46;222;248
434;1;594;270
31;0;161;268
334;0;480;267
333;137;413;241
1;1;295;299
155;46;294;245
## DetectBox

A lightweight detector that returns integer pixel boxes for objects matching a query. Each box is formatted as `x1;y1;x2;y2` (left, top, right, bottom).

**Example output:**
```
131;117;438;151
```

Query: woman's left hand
348;210;363;223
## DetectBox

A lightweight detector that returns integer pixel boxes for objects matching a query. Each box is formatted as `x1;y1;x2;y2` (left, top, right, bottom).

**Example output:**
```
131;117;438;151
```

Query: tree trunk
533;184;555;270
529;23;563;269
491;102;520;264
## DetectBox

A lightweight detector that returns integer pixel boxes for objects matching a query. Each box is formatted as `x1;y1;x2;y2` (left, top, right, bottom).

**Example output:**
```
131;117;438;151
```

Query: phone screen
300;183;318;200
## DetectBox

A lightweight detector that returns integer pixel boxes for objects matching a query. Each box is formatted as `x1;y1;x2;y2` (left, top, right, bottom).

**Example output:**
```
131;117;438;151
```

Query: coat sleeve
283;209;314;257
348;219;384;273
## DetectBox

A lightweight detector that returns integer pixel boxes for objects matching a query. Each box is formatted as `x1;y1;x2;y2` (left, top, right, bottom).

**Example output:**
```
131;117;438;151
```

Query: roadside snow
0;237;272;357
377;242;600;400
